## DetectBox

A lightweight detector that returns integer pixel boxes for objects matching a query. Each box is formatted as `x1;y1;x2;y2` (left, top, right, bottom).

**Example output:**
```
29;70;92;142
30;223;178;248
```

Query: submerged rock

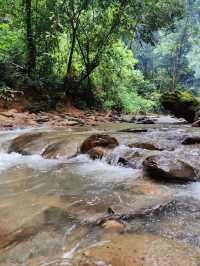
143;155;199;183
129;116;155;124
160;90;200;123
192;119;200;127
182;136;200;145
129;142;163;151
80;134;119;154
8;133;43;155
75;233;200;266
102;220;124;232
87;147;105;160
119;128;148;133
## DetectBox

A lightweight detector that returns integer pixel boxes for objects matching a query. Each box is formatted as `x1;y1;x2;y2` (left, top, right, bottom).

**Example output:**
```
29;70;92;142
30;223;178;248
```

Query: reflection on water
0;122;200;265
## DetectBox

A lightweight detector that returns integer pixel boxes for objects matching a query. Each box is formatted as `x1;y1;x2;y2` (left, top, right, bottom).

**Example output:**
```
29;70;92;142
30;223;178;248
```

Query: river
0;116;200;265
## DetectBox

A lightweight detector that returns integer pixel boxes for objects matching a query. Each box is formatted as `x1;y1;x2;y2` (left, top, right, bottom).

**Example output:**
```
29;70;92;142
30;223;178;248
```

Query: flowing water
1;117;200;265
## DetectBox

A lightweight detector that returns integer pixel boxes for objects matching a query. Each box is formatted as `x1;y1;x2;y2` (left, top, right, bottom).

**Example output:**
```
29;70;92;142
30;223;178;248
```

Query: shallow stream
1;116;200;265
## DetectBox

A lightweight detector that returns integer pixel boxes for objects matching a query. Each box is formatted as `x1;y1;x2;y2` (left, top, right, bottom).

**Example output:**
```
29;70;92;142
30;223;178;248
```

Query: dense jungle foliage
0;0;199;112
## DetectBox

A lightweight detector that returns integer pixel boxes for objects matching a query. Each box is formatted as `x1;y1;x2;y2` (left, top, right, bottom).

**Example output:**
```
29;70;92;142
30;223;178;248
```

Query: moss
160;90;200;123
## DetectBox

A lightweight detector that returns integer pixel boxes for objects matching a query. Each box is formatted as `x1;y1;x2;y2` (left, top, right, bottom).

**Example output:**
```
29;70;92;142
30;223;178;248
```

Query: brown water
0;117;200;265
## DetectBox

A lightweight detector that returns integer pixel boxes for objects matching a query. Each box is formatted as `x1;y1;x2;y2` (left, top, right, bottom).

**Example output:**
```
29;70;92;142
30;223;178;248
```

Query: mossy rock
160;90;200;123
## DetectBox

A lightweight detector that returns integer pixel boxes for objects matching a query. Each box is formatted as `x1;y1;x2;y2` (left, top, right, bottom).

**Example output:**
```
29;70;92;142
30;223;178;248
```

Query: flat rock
129;142;163;151
75;233;200;266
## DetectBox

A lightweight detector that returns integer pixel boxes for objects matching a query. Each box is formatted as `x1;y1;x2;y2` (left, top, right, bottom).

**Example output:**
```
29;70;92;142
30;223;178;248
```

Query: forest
1;0;199;114
2;1;200;265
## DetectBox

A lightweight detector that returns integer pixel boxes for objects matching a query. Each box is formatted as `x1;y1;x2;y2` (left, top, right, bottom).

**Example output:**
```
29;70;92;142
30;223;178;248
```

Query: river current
0;117;200;265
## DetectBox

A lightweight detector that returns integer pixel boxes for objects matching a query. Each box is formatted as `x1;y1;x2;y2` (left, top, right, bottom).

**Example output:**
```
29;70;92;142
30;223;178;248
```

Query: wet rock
130;116;136;123
128;179;169;197
192;120;200;127
102;220;124;232
42;137;82;159
129;142;163;151
87;147;105;160
182;136;200;145
0;224;45;250
117;157;135;168
75;233;200;266
143;155;199;183
65;120;80;126
80;134;119;154
96;200;177;225
160;90;200;123
42;141;68;159
3;231;62;265
135;117;155;124
119;128;148;133
36;116;49;123
8;132;43;155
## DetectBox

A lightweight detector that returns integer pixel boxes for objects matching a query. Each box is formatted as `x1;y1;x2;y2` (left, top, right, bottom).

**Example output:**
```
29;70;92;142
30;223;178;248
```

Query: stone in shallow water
119;128;148;133
8;133;44;155
182;136;200;145
42;140;79;159
74;233;200;266
143;154;199;184
87;147;105;160
80;134;119;154
128;142;163;151
102;220;124;232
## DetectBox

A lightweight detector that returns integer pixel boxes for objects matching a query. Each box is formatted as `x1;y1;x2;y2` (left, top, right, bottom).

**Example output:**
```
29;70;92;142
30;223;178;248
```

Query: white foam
187;182;200;200
0;152;59;173
62;242;80;259
68;154;140;183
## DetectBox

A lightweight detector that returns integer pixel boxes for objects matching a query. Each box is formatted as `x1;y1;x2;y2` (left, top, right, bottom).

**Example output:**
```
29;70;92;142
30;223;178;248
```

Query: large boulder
143;155;199;184
42;135;86;159
8;133;43;155
80;134;119;154
160;90;200;123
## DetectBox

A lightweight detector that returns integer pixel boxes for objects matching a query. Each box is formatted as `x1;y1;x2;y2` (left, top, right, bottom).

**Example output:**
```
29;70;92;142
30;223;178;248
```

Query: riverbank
0;106;188;131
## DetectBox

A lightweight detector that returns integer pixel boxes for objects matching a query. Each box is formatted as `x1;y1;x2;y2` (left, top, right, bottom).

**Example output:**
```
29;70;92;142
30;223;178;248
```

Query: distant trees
136;0;200;93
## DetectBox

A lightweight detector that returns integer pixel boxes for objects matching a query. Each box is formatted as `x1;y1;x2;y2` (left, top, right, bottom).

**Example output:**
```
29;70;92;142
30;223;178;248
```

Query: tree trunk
63;25;78;98
25;0;36;76
171;17;189;91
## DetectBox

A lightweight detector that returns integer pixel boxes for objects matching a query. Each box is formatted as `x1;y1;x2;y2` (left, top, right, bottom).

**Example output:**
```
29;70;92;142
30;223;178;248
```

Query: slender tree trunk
25;0;36;76
63;26;78;98
171;17;189;91
171;50;179;91
66;28;77;77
